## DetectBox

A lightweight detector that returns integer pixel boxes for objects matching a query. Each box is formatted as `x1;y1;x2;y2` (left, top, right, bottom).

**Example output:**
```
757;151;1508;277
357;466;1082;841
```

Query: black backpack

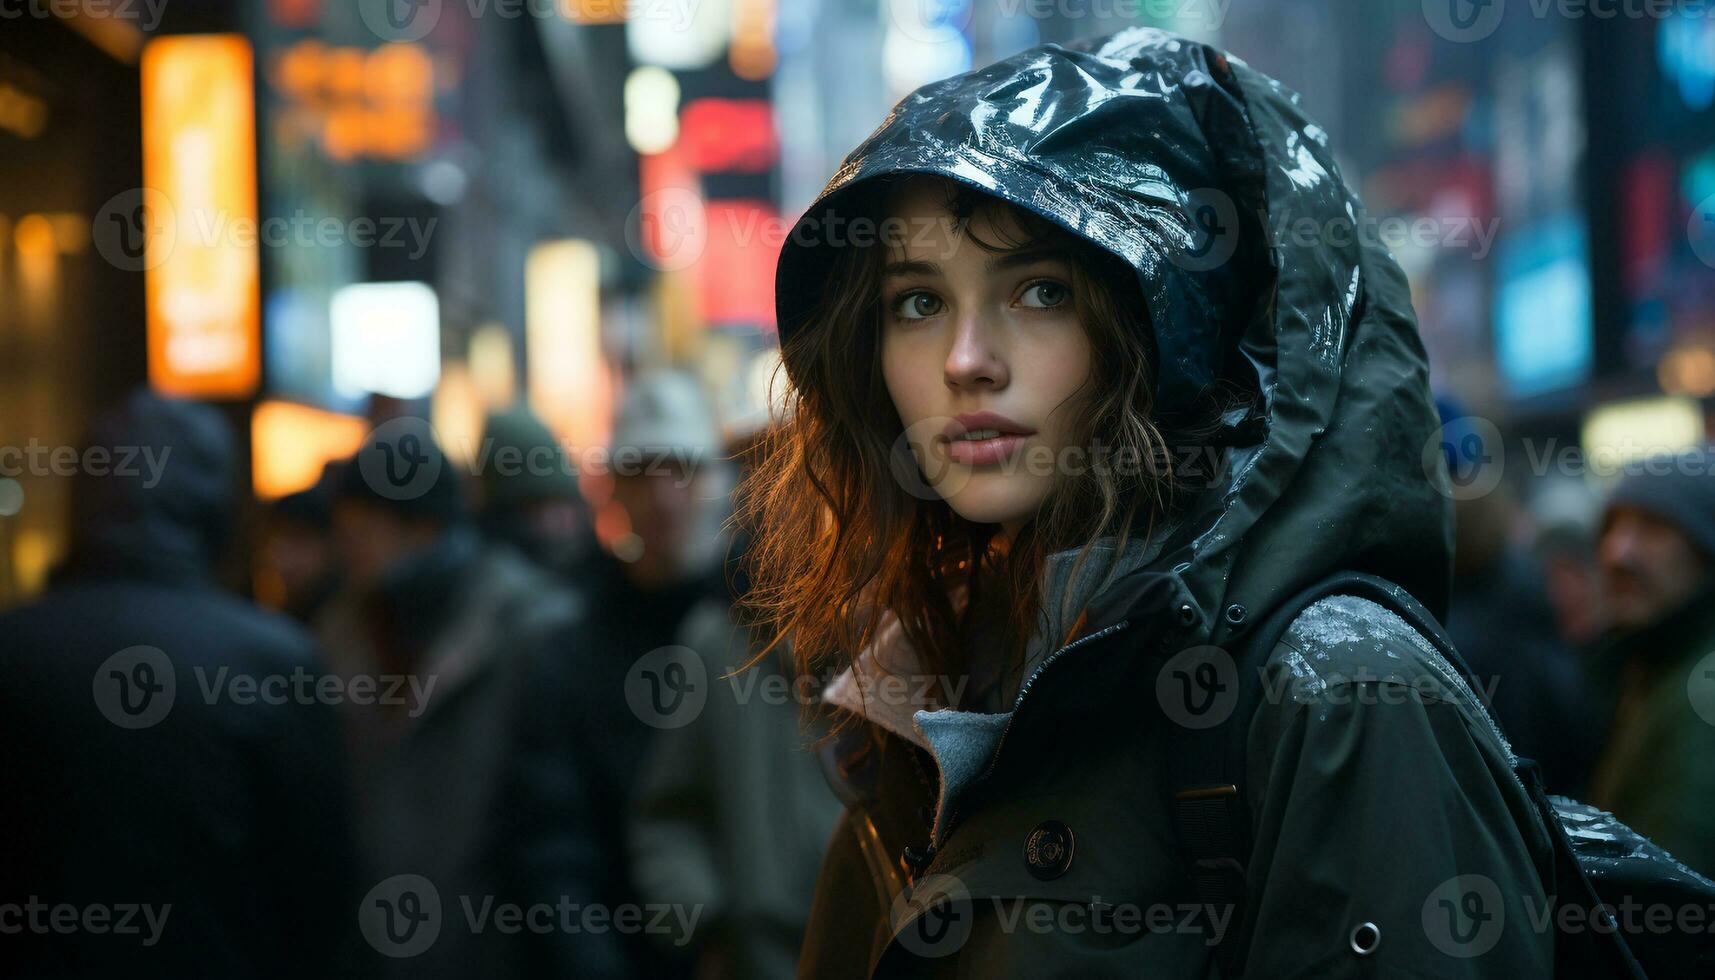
1169;570;1715;979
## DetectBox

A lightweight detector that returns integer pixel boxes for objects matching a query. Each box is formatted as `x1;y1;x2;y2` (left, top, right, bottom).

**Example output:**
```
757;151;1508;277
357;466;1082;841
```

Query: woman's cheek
1029;316;1095;454
884;328;949;420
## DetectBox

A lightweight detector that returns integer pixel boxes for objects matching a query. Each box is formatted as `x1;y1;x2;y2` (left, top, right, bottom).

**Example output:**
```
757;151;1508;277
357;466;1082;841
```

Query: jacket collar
822;533;1166;847
823;534;1163;728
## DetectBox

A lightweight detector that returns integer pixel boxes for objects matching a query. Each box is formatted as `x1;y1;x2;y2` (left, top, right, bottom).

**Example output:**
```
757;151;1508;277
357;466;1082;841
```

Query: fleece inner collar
823;534;1160;847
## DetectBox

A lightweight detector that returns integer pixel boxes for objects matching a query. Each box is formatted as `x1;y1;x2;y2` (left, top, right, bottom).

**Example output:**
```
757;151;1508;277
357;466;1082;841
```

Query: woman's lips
944;432;1029;466
936;412;1035;468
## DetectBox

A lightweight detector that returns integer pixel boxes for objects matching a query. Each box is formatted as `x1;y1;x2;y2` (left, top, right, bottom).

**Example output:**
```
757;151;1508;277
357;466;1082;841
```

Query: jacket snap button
1023;821;1075;880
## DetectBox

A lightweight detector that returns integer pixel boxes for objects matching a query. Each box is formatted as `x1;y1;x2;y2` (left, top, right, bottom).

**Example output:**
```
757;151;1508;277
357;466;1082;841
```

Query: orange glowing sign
271;41;435;162
142;34;261;399
562;0;628;23
730;0;777;81
526;239;612;450
251;400;368;500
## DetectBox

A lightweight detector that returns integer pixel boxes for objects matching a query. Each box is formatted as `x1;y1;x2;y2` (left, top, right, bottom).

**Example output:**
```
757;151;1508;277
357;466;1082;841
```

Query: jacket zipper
930;618;1133;850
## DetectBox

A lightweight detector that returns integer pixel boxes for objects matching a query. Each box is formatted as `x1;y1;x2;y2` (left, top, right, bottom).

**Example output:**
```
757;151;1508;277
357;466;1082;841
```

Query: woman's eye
892;292;944;320
1019;280;1068;309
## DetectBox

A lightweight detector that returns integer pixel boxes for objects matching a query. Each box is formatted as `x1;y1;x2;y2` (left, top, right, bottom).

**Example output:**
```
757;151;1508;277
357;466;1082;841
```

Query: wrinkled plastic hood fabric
776;27;1452;645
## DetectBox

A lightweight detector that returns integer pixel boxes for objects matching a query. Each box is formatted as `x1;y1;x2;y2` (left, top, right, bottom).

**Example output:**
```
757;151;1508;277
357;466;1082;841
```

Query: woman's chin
939;475;1051;528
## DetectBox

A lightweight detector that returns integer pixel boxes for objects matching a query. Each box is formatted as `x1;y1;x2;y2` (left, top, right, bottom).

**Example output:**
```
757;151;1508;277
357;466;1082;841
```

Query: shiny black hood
775;27;1453;647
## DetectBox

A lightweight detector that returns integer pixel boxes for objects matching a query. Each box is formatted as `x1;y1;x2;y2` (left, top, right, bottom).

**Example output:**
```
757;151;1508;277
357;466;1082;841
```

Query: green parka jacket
1587;585;1715;879
771;28;1557;979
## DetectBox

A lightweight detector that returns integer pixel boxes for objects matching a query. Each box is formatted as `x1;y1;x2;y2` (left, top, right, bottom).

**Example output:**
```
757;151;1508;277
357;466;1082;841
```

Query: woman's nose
943;312;1008;390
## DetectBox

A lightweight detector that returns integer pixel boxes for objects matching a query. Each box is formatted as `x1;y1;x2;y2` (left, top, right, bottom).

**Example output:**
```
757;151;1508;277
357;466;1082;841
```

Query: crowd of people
0;376;836;979
3;373;1714;977
1439;404;1715;878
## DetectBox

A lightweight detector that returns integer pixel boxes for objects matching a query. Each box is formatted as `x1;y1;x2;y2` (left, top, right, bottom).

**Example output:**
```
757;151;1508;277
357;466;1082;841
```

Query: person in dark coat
315;420;602;980
1436;405;1602;796
1586;452;1715;876
628;428;843;980
0;389;356;979
256;467;342;624
742;29;1558;977
508;371;732;979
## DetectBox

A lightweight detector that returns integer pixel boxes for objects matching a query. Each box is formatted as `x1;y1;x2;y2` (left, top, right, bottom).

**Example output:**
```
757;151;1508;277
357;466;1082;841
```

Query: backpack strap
1166;571;1483;977
1169;572;1660;979
1332;582;1649;978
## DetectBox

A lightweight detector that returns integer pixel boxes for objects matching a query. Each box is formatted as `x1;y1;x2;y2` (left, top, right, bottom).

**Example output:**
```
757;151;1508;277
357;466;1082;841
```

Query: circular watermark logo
1422;873;1505;958
357;417;445;503
886;0;975;45
1424;414;1504;501
1688;193;1715;271
93;646;176;730
0;477;22;517
884;0;980;46
889;416;975;502
1423;0;1505;43
626;187;708;273
1169;188;1242;273
889;872;974;958
91;188;176;273
1155;645;1239;730
359;874;442;958
625;646;710;729
358;0;442;42
1687;650;1715;727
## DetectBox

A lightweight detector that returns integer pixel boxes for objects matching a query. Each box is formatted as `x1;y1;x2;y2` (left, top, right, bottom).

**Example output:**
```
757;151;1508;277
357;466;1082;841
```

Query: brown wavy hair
735;178;1172;708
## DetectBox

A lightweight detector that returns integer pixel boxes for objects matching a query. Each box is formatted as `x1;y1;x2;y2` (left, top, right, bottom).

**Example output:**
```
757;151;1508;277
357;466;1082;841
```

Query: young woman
738;28;1555;978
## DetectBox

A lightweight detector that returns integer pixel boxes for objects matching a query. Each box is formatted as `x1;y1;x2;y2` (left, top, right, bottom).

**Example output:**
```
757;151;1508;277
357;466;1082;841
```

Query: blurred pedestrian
316;421;594;979
475;406;595;578
628;431;841;980
1530;475;1611;647
255;465;342;624
507;370;731;979
0;389;356;979
1586;451;1715;874
1438;403;1602;795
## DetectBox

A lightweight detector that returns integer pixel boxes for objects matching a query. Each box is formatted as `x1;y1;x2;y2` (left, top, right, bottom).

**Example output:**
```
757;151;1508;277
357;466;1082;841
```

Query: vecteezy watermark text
0;0;167;30
0;440;170;488
358;874;702;958
93;646;436;730
0;898;171;947
92;188;437;273
357;0;694;42
890;874;1237;959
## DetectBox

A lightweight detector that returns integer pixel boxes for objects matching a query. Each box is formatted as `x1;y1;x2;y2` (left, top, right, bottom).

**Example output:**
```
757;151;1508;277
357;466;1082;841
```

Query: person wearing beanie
314;418;607;980
1586;448;1715;875
474;406;595;576
58;386;237;580
1599;455;1715;630
600;369;728;590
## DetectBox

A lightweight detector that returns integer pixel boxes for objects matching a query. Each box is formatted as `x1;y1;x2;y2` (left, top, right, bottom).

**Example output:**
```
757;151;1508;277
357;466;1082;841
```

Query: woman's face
880;181;1093;533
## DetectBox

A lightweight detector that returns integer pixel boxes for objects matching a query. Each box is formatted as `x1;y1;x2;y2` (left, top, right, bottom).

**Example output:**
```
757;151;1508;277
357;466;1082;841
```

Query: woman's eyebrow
882;259;939;279
986;247;1069;272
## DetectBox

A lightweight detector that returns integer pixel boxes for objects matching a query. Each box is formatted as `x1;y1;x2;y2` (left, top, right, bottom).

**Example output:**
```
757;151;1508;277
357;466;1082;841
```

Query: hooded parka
773;28;1557;979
